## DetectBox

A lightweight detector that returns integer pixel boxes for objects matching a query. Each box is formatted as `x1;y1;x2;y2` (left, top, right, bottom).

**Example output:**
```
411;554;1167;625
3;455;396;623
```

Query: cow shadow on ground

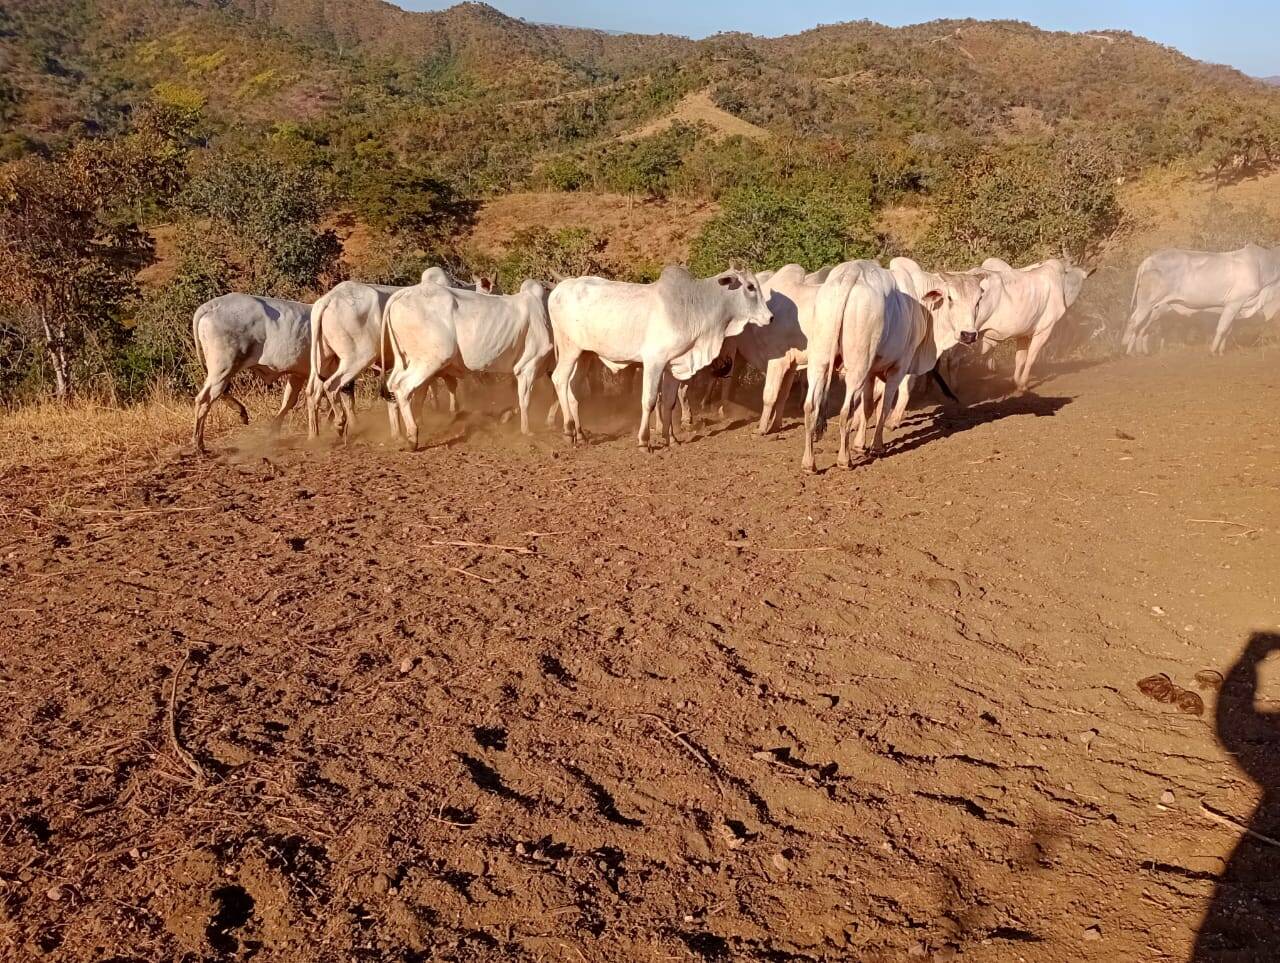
1192;632;1280;962
868;392;1073;461
942;356;1112;407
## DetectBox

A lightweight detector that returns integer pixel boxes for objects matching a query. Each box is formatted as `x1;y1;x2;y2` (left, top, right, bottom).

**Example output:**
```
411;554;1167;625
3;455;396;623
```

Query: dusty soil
1;347;1277;962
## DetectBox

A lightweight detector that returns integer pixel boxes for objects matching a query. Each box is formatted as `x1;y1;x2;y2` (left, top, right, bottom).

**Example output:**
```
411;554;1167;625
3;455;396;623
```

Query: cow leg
801;362;834;473
513;363;538;436
657;370;682;447
306;375;324;439
1210;303;1243;356
269;374;307;434
223;393;251;426
1017;329;1055;392
1012;337;1031;392
193;372;231;454
637;362;664;451
758;359;789;435
551;347;584;444
393;369;439;452
678;381;693;430
1124;304;1153;356
872;372;906;454
853;375;876;452
835;371;863;469
318;364;357;438
434;375;460;420
714;359;736;418
886;373;913;431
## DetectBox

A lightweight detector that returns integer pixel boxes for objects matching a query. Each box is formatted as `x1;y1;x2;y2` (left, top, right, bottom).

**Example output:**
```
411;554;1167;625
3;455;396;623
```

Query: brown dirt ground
1;346;1278;962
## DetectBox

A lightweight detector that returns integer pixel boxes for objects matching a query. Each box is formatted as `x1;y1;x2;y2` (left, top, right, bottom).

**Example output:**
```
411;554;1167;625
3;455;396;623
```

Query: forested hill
5;0;1278;159
2;1;1279;402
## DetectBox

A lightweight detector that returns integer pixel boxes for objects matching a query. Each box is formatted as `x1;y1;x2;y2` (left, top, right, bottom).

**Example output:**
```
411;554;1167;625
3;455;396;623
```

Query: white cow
306;269;493;440
679;264;835;430
975;257;1090;392
191;294;313;453
548;266;772;450
861;256;996;430
1123;245;1280;356
799;260;986;472
381;279;553;450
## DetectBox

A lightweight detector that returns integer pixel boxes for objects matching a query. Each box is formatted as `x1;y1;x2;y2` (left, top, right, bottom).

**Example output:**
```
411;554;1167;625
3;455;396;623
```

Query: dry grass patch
0;388;287;480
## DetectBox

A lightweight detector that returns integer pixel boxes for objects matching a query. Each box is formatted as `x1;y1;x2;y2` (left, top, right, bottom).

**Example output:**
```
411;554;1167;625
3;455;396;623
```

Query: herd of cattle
191;242;1280;471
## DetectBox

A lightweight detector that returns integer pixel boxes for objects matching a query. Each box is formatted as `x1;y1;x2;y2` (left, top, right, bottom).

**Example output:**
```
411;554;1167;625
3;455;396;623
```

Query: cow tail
379;298;396;402
930;367;960;403
1129;260;1143;318
191;302;209;372
813;262;864;440
308;289;330;402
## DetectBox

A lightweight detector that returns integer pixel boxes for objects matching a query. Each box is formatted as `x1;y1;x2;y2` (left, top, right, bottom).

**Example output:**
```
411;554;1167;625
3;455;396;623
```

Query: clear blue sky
399;1;1278;77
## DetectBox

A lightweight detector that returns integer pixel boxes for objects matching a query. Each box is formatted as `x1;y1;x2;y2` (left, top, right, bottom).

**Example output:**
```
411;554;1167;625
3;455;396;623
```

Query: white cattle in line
306;269;493;440
859;256;996;431
191;294;314;453
1123;245;1280;356
381;279;552;449
799;259;986;472
548;266;773;450
975;257;1091;391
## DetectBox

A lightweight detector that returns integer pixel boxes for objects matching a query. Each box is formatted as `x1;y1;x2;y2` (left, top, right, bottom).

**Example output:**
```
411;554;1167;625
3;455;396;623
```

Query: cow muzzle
958;330;978;345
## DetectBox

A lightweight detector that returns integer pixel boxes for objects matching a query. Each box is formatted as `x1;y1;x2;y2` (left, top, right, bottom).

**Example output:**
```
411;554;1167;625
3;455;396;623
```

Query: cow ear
922;290;945;311
476;276;494;293
718;275;742;291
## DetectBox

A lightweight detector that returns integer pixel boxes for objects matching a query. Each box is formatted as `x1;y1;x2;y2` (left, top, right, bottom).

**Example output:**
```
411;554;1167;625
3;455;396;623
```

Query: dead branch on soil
724;541;836;553
443;564;500;584
430;539;535;555
71;505;214;518
1186;518;1254;529
634;713;725;794
166;650;205;786
1199;801;1280;848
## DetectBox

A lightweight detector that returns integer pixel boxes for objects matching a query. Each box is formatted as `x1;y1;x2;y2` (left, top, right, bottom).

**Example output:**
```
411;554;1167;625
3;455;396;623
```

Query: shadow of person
1193;632;1280;962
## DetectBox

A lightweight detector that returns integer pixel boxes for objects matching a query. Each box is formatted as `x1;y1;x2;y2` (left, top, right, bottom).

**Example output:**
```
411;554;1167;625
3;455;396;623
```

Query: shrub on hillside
179;150;341;298
689;180;879;276
496;227;607;290
920;141;1123;269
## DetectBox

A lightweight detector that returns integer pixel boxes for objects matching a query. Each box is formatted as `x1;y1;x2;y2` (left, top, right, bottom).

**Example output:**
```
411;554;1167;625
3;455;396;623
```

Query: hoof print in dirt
514;835;570;866
206;884;254;955
473;725;508;750
925;576;962;598
1136;673;1205;715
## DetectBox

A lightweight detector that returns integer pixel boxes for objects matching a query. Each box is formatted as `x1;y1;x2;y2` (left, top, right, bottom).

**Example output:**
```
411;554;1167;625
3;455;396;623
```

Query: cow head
924;276;1000;349
1063;265;1091;309
717;269;773;336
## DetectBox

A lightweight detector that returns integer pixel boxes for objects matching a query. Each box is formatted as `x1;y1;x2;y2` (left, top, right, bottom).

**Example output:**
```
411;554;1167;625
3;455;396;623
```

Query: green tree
0;143;154;398
921;142;1122;268
179;151;340;297
689;180;878;276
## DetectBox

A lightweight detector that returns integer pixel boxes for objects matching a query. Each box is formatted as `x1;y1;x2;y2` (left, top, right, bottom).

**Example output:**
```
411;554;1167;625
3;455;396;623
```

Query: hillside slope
5;2;1278;159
